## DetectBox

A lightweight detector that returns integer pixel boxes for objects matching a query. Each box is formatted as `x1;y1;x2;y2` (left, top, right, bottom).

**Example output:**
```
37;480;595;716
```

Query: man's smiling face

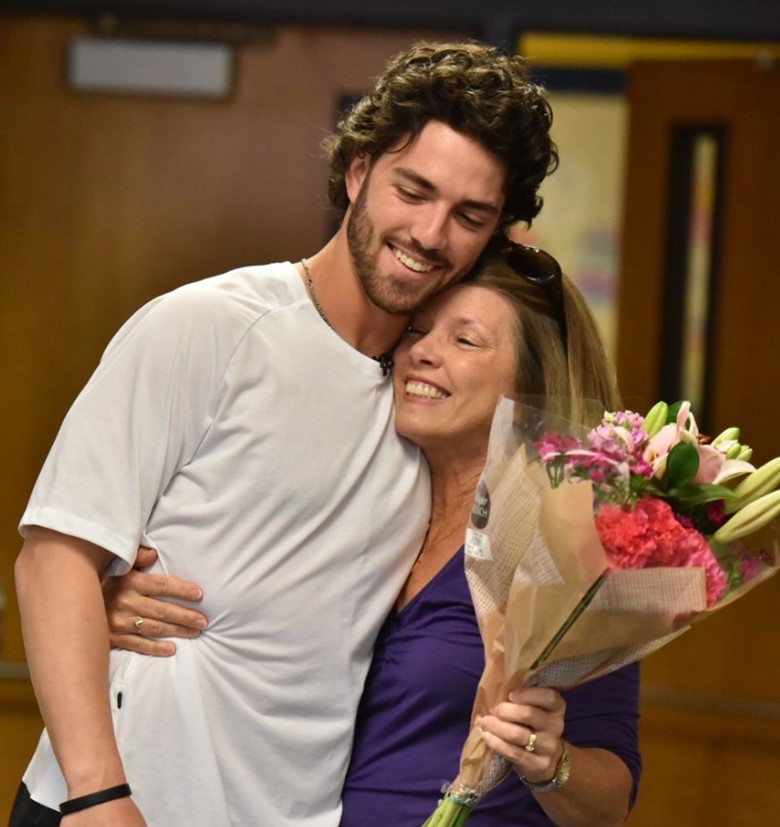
344;120;507;316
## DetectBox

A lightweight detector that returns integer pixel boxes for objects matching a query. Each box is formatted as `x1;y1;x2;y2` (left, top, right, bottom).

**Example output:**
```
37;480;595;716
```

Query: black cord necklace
301;258;394;377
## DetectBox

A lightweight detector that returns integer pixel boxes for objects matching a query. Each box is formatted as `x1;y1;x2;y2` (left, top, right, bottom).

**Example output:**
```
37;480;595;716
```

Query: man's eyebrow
393;167;501;216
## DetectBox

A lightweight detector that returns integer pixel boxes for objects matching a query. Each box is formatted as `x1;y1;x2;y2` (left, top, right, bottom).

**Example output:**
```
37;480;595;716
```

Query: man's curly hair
323;41;558;231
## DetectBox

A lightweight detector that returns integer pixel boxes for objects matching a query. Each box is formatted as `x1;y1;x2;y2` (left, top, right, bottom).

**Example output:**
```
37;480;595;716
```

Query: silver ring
134;617;145;632
524;731;537;753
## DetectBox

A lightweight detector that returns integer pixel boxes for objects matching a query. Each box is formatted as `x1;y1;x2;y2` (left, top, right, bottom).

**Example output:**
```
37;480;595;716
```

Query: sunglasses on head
504;241;568;356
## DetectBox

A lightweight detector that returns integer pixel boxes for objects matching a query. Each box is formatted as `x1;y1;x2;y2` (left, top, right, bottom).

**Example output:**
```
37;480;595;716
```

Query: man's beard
346;181;449;316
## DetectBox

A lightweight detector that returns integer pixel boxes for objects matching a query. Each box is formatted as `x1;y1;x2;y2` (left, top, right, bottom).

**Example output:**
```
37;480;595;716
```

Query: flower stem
530;571;608;671
421;796;472;826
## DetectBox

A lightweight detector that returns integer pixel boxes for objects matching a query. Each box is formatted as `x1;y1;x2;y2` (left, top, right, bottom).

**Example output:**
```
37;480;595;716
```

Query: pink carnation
706;501;727;528
536;434;580;462
594;502;656;568
595;498;728;606
686;547;729;606
739;555;764;584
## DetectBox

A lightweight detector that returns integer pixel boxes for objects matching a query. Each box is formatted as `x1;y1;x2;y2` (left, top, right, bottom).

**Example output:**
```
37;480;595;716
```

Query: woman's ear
345;153;371;205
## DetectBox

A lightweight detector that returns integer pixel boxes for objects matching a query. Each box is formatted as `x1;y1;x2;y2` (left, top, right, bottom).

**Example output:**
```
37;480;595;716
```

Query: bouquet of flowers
421;397;780;827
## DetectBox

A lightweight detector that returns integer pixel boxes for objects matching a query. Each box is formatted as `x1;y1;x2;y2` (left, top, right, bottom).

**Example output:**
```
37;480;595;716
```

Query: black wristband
59;783;132;815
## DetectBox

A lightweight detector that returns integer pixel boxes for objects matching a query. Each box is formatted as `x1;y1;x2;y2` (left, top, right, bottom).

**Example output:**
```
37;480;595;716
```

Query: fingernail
509;691;520;702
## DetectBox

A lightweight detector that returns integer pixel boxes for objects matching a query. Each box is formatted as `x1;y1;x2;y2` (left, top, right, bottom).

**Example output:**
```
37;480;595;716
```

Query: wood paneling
629;698;780;826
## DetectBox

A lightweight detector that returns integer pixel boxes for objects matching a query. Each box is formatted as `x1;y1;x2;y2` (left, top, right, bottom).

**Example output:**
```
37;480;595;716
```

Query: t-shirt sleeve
562;662;642;808
20;283;250;571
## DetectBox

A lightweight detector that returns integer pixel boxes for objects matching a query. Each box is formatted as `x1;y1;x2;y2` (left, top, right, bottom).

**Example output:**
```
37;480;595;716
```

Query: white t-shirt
20;262;430;826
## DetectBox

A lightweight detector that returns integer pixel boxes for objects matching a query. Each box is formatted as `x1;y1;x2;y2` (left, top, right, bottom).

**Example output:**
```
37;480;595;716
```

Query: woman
104;242;641;827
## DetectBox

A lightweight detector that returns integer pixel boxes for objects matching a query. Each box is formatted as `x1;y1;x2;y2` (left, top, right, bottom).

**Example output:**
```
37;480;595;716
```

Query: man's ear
345;154;371;204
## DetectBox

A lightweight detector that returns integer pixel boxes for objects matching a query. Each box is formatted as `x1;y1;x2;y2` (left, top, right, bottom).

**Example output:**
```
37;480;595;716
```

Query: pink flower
536;434;580;462
690;443;754;485
686;547;729;605
595;498;727;606
594;502;657;568
642;401;753;484
588;413;651;479
644;402;696;477
706;501;727;528
739;555;764;583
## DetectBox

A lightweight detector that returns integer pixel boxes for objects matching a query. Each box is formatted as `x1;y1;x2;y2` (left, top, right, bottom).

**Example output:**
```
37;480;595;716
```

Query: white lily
711;426;740;447
644;402;698;478
644;402;754;484
726;457;780;513
713;490;780;544
642;401;669;439
691;444;754;485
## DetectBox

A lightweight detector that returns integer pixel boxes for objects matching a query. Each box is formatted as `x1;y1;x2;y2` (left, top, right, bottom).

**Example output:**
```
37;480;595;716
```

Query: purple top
340;548;641;826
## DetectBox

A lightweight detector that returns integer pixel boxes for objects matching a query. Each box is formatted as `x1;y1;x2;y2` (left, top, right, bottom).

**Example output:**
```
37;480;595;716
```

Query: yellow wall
519;32;780;68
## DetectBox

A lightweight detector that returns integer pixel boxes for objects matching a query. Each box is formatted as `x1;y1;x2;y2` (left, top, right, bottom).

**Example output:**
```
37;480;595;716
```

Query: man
12;41;557;827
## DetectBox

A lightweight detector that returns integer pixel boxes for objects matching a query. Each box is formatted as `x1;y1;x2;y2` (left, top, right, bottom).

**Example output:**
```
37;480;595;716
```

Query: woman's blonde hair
462;244;621;426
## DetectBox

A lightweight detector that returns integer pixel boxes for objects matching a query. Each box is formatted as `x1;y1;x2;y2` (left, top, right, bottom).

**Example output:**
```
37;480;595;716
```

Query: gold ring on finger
134;616;145;633
524;730;537;753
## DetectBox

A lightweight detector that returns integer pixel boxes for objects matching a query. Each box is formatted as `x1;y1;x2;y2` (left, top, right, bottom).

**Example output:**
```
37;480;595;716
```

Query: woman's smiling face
393;283;518;458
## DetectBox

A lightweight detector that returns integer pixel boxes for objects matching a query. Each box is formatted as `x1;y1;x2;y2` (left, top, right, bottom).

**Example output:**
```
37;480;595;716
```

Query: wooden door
617;60;780;826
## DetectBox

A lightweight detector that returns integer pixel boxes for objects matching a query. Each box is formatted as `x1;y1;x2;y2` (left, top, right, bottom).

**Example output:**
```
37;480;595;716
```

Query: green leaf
671;483;738;507
665;442;700;488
